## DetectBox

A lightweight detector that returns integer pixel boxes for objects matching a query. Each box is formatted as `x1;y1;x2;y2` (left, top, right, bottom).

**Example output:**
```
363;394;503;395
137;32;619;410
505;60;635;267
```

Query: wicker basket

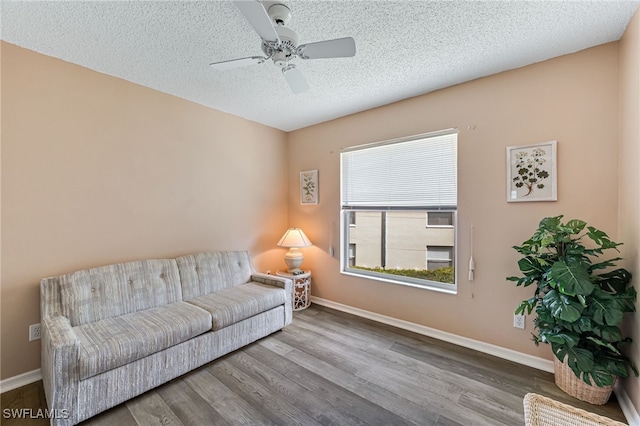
523;393;627;426
554;356;615;405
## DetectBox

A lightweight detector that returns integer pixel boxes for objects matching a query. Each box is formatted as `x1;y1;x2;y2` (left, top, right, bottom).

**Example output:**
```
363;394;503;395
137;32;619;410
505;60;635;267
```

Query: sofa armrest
252;273;293;326
251;272;291;289
41;316;80;425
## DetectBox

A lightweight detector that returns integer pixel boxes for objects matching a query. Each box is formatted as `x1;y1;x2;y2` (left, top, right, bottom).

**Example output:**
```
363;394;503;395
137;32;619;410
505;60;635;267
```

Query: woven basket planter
554;357;615;405
523;393;627;426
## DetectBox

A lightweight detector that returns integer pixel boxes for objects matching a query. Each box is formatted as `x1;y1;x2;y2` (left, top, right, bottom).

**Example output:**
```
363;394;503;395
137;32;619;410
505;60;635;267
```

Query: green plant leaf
517;257;544;276
564;219;586;234
543;331;579;348
616;286;638;312
586;368;615;387
543;290;584;323
553;345;594;378
507;274;538;288
513;241;533;255
600;356;639;378
535;306;555;324
547;260;594;296
540;235;555;248
507;276;526;286
568;316;592;333
593;268;632;294
576;294;586;307
586;226;621;251
588;288;624;326
590;258;623;273
540;216;562;232
586;336;620;354
516;296;539;315
592;324;622;342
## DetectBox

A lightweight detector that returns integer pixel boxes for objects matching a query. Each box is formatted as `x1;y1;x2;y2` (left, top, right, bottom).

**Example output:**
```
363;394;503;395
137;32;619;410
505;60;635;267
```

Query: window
340;129;457;292
427;212;454;227
427;246;454;270
349;212;356;226
348;243;356;267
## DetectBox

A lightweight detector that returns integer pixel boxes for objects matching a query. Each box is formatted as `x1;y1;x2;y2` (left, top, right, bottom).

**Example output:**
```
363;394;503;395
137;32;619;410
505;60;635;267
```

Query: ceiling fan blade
297;37;356;60
234;0;280;44
282;65;310;94
210;56;267;70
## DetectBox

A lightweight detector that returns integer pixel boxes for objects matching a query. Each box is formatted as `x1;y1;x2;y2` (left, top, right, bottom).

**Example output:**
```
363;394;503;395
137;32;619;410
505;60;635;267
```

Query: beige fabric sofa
40;251;292;425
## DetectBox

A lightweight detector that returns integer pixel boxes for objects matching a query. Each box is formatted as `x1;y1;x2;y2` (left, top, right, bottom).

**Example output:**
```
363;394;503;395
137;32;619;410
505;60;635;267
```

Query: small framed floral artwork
506;140;557;202
300;169;318;205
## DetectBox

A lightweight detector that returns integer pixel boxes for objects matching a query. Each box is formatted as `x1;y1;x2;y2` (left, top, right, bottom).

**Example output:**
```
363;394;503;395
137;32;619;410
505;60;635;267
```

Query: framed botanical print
506;141;557;202
300;169;318;205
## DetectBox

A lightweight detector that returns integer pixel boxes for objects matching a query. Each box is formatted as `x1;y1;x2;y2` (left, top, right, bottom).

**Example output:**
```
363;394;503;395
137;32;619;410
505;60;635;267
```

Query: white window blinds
341;130;458;209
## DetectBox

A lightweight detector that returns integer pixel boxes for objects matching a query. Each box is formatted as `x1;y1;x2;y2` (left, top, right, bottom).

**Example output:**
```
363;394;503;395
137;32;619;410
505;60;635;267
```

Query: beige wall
288;42;621;361
0;42;289;380
618;8;640;417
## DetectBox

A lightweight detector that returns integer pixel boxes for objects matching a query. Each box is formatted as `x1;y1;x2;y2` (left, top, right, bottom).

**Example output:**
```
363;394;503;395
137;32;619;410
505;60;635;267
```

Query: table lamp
277;228;312;273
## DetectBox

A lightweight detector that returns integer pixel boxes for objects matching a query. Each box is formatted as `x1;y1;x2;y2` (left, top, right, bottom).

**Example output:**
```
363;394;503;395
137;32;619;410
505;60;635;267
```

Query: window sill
340;269;457;295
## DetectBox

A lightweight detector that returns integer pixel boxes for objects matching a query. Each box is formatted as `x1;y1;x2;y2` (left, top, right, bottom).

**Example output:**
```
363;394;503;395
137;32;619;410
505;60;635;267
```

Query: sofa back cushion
176;251;254;300
46;259;182;326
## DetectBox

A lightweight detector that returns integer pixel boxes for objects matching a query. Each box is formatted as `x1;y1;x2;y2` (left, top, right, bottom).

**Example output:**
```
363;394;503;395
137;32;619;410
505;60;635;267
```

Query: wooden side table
276;270;311;311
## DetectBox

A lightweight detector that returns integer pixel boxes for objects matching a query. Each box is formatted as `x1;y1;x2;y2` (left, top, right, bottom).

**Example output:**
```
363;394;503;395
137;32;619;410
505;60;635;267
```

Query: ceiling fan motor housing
262;5;299;68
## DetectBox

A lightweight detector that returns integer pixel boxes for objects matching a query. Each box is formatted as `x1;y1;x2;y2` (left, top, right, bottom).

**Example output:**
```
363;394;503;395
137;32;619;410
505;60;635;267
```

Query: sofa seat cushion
75;301;212;380
186;282;286;331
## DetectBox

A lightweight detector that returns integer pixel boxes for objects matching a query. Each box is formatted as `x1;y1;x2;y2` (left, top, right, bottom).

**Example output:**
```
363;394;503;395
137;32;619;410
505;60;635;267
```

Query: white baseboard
614;383;640;426
310;296;554;373
0;368;41;393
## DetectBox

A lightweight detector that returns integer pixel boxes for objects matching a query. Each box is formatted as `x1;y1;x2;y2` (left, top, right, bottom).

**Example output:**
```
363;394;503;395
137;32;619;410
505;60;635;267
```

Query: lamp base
284;247;304;273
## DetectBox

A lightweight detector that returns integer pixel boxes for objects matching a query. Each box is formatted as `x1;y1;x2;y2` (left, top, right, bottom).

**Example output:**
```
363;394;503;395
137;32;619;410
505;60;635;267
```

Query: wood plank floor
2;305;627;425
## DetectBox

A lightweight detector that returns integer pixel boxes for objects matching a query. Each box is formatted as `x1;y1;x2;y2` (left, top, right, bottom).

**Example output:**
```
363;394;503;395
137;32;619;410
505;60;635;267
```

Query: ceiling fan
210;0;356;94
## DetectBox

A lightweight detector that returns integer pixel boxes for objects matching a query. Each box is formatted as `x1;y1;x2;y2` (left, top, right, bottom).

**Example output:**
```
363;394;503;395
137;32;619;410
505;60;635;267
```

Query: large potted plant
508;215;637;404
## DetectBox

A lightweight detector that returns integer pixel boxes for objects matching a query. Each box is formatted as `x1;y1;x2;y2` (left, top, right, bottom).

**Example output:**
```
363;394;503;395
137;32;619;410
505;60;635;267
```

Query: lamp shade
277;228;312;273
277;228;312;248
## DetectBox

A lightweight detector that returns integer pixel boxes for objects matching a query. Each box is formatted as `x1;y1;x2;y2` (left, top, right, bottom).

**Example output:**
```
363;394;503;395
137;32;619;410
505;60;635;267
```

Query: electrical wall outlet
513;314;526;330
29;323;41;341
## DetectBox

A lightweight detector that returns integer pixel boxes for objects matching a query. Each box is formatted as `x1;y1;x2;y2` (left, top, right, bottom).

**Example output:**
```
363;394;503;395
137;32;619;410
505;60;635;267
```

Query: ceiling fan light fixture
272;51;290;68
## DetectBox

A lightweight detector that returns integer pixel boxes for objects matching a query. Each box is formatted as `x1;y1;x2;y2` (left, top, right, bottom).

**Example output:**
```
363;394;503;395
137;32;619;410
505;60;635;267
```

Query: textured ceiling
2;1;639;131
